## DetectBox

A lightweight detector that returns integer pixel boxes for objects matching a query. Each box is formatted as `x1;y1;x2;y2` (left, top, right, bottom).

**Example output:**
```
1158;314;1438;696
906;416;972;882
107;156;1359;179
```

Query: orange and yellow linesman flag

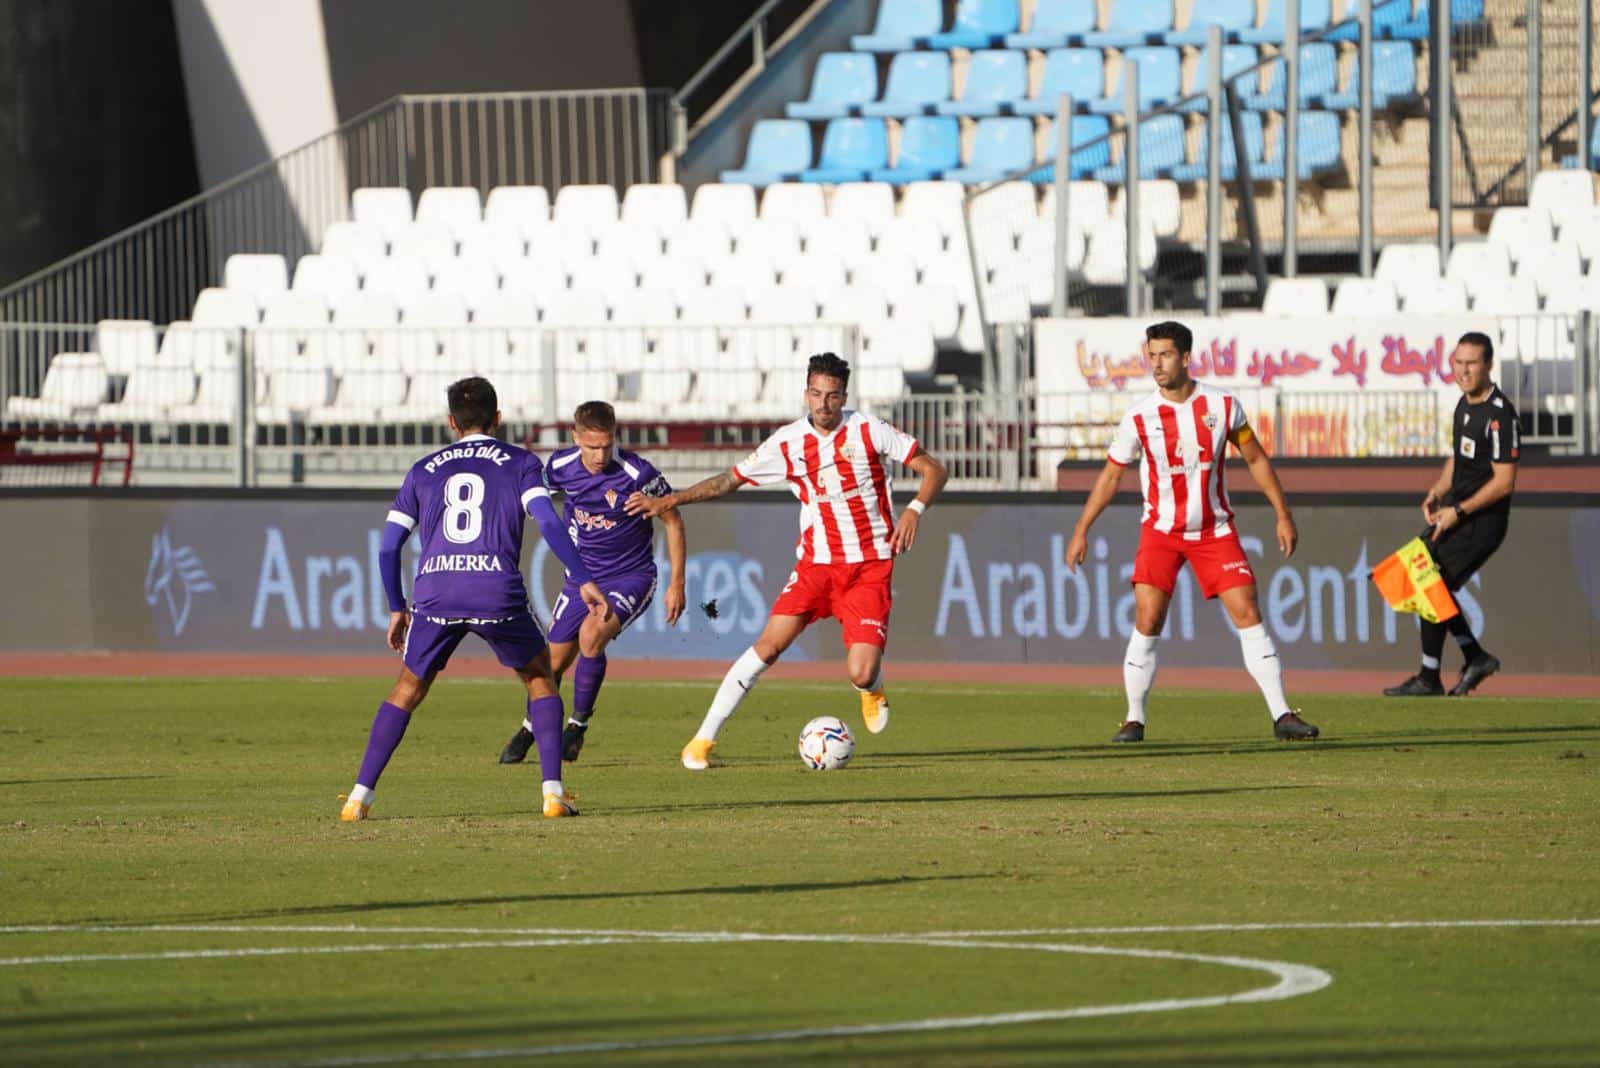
1371;537;1459;623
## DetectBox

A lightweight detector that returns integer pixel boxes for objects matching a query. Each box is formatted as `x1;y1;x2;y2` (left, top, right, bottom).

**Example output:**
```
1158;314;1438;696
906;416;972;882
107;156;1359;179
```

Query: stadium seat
1239;0;1333;44
722;119;813;186
938;50;1027;118
608;287;678;328
1089;47;1183;113
620;184;689;235
806;219;876;265
760;183;827;227
1014;49;1104;117
351;187;413;232
96;320;158;377
928;0;1019;48
889;272;962;341
1400;276;1469;313
320;221;389;277
191;287;259;328
159;322;242;370
819;280;892;330
680;286;749;326
1110;179;1182;238
1041;180;1114;242
1472;275;1539;315
1388;0;1486;42
1324;0;1414;41
780;252;850;295
852;0;941;52
713;245;781;292
1173;45;1261;111
328;291;401;366
393;294;471;371
801;118;889;183
483;186;551;233
1486;206;1555;269
317;359;409;424
223;254;289;305
788;52;878;120
553;185;621;229
827;182;896;239
455;224;526;274
1093;114;1188;181
1243;44;1338;110
1529;170;1597;221
662;220;734;269
291;255;361;300
1317;41;1418;109
899;180;967;242
467;291;542;366
1262;277;1330;315
1375;242;1441;285
381;368;459;423
744;217;806;262
1164;0;1256;44
388;222;459;273
876;214;947;268
415;187;483;233
1541;274;1600;314
946;117;1035;184
5;353;108;421
1520;236;1581;300
1257;112;1344;179
1169;112;1266;180
1085;0;1176;47
1331;277;1398;313
256;292;330;368
1027;113;1114;181
861;51;952;118
500;257;570;303
863;318;937;374
868;116;960;183
256;365;335;424
362;258;432;304
1005;0;1096;49
690;183;759;227
168;366;239;422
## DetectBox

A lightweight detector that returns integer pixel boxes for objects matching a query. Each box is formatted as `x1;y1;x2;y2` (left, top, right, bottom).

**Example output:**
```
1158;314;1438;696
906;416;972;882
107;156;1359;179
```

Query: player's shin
1237;624;1293;720
351;701;412;801
572;654;607;725
697;647;771;741
1419;619;1447;682
527;695;567;796
1123;632;1159;725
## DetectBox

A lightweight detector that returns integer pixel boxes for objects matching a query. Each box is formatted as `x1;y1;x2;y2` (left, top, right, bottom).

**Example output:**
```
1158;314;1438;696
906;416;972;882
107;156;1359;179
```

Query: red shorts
1132;527;1256;600
770;558;894;648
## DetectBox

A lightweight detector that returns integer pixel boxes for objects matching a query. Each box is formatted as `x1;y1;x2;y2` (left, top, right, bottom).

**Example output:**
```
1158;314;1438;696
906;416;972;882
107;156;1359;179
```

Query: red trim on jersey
1157;404;1189;535
780;440;815;560
1107;455;1130;467
1216;396;1235;524
1191;394;1217;535
859;422;897;531
902;440;921;464
1133;414;1158;527
732;467;758;487
803;434;847;562
832;429;881;561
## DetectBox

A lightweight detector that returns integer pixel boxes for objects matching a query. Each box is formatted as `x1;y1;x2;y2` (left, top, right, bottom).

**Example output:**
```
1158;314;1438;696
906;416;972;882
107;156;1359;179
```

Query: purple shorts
402;609;548;678
546;569;658;644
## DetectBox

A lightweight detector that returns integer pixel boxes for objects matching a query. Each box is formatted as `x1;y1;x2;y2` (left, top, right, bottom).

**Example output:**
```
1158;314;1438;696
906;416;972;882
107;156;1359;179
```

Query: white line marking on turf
921;919;1600;937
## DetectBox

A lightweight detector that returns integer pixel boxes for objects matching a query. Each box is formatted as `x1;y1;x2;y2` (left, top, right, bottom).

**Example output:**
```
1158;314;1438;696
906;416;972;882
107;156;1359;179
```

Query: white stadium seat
5;353;108;421
320;221;389;277
431;258;502;307
456;223;528;273
351;187;414;233
620;183;689;233
1472;275;1539;316
325;292;400;366
899;181;966;246
256;292;330;368
381;368;457;423
887;277;959;344
803;218;874;263
159;322;242;370
1444;241;1513;301
760;182;827;231
317;360;409;423
1375;242;1441;285
969;181;1038;241
1331;277;1399;315
542;287;609;326
680;286;748;326
853;249;920;293
552;184;620;229
609;288;679;327
484;186;552;234
1529;170;1596;222
500;258;570;303
96;320;158;377
169;368;239;422
709;248;779;292
1400;276;1469;314
387;222;459;273
362;259;432;304
862;319;936;376
1542;274;1600;314
690;182;758;227
819;281;891;331
256;364;335;424
223;254;289;304
1111;180;1181;240
639;255;711;301
1081;216;1156;286
739;217;805;260
777;254;848;295
1042;181;1114;234
876;216;946;269
1520;236;1582;301
1486;206;1554;270
191;287;259;327
291;255;361;300
828;182;896;239
662;220;735;267
415;187;483;233
1261;278;1330;316
98;362;197;423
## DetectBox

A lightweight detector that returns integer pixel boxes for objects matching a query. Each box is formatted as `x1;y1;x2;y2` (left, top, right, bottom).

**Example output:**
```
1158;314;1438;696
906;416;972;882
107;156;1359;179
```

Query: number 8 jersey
386;433;550;619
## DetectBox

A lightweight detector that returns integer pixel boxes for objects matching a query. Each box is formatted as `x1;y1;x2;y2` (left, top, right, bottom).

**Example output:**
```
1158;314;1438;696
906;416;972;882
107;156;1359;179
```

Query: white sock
1238;623;1293;721
348;784;375;805
1123;632;1159;725
1420;654;1441;671
697;647;771;741
521;717;533;733
852;665;883;693
542;779;564;797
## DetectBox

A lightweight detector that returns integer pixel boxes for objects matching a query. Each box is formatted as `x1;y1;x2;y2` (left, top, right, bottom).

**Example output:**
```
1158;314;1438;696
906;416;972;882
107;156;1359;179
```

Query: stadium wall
2;494;1595;676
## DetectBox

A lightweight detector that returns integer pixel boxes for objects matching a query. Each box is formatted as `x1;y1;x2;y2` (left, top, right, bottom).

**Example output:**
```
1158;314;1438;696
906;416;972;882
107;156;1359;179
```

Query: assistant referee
1385;331;1519;698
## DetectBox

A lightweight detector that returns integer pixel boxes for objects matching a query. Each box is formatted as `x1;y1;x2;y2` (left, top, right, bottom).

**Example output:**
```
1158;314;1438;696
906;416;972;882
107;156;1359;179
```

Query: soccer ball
798;716;855;771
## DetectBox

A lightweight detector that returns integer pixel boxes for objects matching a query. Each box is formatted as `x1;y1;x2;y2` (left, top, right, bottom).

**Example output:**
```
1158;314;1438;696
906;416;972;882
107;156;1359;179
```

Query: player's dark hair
1458;331;1495;366
807;352;851;389
573;400;617;433
1145;320;1193;355
447;376;498;433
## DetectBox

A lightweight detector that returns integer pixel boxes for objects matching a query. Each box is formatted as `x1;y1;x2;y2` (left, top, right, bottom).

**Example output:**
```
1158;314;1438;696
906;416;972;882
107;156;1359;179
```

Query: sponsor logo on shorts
1222;559;1252;573
859;616;888;637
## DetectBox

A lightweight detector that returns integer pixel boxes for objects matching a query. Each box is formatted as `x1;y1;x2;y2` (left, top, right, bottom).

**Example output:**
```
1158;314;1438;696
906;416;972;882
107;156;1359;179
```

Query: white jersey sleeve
1227;392;1249;435
732;433;789;487
864;413;920;465
1107;410;1143;466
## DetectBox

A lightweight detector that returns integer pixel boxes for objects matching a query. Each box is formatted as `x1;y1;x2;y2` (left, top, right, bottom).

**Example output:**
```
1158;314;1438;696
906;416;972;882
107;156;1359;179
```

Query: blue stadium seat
937;49;1027;117
868;116;961;183
861;51;952;117
1169;112;1266;180
1317;41;1418;109
801;118;890;183
1014;48;1105;116
1258;111;1344;179
1084;0;1175;47
721;120;813;185
1389;0;1486;41
1163;0;1255;45
1005;0;1096;49
1177;45;1261;110
1030;114;1114;180
928;0;1020;49
945;116;1036;184
1323;0;1413;41
1238;0;1332;44
853;0;942;52
1092;114;1189;181
1088;46;1182;113
787;53;879;120
1241;43;1338;110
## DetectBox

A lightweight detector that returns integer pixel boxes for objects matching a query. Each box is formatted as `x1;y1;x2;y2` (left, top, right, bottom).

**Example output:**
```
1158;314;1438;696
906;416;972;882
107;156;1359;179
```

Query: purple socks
572;654;607;724
356;701;411;789
527;695;565;782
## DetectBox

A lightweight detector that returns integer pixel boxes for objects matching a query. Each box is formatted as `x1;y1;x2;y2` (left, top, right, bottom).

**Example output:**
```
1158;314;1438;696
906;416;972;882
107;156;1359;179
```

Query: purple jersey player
340;377;606;823
499;401;686;765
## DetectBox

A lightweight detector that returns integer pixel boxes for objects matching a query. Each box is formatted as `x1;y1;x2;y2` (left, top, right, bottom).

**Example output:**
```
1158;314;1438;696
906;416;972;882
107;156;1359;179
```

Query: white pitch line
920;919;1600;937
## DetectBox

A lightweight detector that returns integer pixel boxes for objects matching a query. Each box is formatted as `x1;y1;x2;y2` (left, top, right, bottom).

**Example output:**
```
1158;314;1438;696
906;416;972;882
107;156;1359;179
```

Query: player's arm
625;469;741;518
1423;456;1455;522
524;491;608;619
1431;461;1515;541
378;510;416;653
1232;426;1297;558
889;450;949;554
1063;460;1127;571
659;506;688;625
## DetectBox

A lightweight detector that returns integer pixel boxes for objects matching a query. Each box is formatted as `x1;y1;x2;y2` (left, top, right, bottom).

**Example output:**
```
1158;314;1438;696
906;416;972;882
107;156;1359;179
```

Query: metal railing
0;89;674;329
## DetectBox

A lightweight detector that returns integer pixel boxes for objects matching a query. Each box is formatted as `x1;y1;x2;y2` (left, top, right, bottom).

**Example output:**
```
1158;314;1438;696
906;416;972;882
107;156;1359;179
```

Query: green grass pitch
2;675;1597;1066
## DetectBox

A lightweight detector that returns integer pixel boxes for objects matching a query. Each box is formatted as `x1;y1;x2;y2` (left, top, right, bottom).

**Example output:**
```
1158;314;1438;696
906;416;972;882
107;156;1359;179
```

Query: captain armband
1233;425;1256;447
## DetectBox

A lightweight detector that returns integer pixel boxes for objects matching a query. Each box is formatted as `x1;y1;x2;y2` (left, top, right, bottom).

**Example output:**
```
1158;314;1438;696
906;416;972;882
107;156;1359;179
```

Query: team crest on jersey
604;489;618;508
1203;413;1219;430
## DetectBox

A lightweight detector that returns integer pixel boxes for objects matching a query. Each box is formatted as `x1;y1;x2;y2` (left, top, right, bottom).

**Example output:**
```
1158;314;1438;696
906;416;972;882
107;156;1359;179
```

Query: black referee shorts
1420;512;1508;591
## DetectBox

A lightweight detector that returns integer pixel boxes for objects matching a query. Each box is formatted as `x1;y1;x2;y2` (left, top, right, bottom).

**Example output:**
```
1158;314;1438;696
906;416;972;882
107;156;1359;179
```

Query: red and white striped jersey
1107;382;1249;541
734;410;921;564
